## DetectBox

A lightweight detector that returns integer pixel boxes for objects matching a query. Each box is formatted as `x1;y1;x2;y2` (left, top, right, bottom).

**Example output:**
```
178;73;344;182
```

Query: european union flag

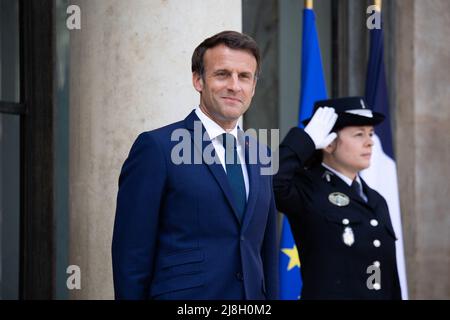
279;7;327;300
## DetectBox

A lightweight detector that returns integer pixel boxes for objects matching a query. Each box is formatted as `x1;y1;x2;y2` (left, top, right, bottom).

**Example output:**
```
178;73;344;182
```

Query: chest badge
342;226;355;247
328;192;350;207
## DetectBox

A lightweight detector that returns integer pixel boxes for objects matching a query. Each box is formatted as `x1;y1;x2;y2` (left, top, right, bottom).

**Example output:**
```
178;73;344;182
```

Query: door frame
19;0;55;299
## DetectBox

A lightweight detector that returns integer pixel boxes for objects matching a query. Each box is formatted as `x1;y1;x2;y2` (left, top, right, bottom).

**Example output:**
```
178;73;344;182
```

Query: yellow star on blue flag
279;219;302;299
281;245;300;271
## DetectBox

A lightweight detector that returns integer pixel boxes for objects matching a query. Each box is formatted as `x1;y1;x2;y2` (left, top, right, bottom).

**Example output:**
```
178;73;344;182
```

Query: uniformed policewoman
274;97;402;300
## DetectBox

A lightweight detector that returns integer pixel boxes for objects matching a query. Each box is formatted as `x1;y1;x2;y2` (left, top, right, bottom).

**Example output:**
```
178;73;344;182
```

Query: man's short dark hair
191;30;260;78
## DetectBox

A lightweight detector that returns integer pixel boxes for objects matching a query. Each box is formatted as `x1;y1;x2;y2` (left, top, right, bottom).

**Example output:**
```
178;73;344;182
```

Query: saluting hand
304;107;338;149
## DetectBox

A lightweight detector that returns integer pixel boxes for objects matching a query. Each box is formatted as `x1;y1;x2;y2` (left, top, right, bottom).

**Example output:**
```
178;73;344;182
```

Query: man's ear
193;72;203;93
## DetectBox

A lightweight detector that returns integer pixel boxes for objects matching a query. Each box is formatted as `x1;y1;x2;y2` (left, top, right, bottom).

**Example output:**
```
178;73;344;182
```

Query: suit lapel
241;139;260;231
184;110;243;224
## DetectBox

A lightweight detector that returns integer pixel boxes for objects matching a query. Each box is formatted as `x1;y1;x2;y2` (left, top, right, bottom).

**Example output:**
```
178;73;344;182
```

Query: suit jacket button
236;272;243;281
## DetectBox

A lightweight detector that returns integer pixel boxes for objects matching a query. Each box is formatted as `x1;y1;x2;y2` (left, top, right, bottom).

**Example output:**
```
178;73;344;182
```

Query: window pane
0;0;20;103
0;113;20;299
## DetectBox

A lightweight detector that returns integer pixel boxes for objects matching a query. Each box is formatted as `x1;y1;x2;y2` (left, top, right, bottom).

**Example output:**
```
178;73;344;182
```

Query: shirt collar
321;162;362;187
195;106;239;141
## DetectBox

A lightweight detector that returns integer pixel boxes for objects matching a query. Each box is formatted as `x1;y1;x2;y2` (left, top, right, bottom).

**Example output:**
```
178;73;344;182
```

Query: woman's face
323;126;374;178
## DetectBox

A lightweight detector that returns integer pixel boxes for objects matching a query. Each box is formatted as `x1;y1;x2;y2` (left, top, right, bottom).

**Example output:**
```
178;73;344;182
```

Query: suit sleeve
273;127;316;216
261;181;280;300
112;132;167;299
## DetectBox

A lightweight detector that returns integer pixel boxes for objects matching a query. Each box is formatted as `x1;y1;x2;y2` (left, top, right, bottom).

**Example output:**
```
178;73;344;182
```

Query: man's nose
227;74;241;92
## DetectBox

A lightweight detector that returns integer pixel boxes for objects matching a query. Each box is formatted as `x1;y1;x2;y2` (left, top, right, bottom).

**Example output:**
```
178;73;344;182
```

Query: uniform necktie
220;133;246;221
351;180;368;203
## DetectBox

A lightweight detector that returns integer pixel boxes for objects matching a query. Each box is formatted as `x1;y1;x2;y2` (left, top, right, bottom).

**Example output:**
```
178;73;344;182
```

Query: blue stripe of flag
279;8;327;300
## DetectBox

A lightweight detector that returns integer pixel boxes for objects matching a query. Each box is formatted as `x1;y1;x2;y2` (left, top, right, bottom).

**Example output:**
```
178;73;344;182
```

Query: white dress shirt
195;107;249;200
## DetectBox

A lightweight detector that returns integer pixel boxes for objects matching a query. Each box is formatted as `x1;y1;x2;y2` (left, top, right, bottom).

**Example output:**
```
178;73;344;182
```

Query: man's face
326;125;375;174
193;44;257;130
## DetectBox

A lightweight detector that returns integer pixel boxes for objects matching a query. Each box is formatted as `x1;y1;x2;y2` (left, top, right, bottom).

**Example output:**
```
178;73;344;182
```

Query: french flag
360;17;409;299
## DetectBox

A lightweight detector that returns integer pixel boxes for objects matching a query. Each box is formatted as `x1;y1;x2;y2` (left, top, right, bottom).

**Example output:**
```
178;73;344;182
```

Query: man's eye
240;74;251;80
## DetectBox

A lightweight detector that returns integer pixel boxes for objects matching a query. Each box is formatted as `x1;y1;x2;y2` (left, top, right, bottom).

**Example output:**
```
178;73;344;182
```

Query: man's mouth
222;96;242;103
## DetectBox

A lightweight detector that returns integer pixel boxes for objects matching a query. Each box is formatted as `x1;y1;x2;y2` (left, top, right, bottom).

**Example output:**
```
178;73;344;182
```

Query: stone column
69;0;242;299
395;0;450;299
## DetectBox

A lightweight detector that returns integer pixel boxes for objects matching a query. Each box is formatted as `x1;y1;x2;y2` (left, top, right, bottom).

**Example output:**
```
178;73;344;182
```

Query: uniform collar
321;162;362;187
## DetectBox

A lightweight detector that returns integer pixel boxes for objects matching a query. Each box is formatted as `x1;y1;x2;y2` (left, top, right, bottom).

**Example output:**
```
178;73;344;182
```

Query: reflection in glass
0;0;20;103
0;0;20;299
0;113;20;299
54;0;71;300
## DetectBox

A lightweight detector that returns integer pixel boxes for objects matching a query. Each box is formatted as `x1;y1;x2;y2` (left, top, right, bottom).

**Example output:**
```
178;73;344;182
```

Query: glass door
0;0;21;300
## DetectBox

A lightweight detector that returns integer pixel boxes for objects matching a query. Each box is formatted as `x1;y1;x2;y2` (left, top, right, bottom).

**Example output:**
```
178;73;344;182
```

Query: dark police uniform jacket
274;127;401;300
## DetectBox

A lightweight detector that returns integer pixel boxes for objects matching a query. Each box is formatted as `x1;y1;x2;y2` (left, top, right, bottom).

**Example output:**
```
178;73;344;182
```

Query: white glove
304;107;338;149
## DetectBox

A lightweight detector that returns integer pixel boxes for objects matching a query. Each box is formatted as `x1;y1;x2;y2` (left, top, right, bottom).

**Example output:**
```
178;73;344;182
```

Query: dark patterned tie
220;133;246;221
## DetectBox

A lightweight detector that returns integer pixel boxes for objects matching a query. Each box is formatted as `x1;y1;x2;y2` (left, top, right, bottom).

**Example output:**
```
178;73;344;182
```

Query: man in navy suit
112;31;279;300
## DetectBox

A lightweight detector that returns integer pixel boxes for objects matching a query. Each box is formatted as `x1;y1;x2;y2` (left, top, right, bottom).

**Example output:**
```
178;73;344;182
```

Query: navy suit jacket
112;110;279;300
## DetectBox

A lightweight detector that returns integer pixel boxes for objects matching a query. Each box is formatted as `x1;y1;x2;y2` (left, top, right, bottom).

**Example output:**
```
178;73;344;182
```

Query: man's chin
210;112;242;128
221;108;246;120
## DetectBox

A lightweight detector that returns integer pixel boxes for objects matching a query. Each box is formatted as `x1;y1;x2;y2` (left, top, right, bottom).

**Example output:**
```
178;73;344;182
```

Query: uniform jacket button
373;239;381;247
370;219;379;227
